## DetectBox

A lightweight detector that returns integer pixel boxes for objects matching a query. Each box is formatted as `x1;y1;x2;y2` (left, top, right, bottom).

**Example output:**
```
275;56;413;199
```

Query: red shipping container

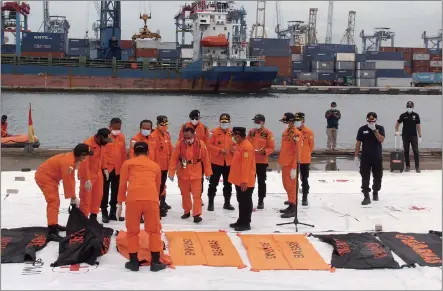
265;56;292;77
412;66;431;73
411;47;429;54
21;51;65;58
128;56;136;61
430;55;442;61
380;47;396;52
135;48;158;58
120;40;134;50
290;45;302;54
430;66;442;73
403;52;412;61
395;47;412;53
412;60;430;66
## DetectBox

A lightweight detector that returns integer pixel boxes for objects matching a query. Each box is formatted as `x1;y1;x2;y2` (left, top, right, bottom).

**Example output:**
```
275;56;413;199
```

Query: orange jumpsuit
129;132;152;159
228;139;256;188
278;126;302;205
149;129;173;196
117;155;162;254
1;121;8;137
169;139;212;216
35;152;77;226
299;126;315;164
103;132;127;176
247;127;276;164
178;122;209;145
78;136;107;217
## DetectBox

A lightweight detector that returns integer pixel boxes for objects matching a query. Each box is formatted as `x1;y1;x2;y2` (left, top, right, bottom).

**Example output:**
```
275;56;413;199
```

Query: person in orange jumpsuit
1;115;8;137
150;115;173;217
295;112;315;206
101;118;127;223
117;142;166;272
178;110;210;206
35;143;93;241
228;127;256;232
248;114;276;209
206;113;235;212
78;128;112;222
129;120;153;159
278;113;302;218
169;127;212;223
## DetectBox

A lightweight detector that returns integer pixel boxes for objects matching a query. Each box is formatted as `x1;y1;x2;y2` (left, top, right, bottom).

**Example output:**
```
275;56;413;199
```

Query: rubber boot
108;208;117;221
125;253;140;272
207;197;214;211
281;204;296;218
150;252;166;272
160;196;171;210
361;193;371;205
223;197;235;211
373;192;379;201
102;209;110;224
302;194;308;206
47;225;64;242
257;198;264;210
193;215;202;223
56;224;66;232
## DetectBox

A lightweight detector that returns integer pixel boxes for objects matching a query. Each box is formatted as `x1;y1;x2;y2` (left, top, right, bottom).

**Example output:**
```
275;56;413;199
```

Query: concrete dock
269;85;443;95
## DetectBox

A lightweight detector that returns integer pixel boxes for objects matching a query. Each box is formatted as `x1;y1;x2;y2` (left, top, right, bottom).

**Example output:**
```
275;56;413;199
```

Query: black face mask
1;120;6;125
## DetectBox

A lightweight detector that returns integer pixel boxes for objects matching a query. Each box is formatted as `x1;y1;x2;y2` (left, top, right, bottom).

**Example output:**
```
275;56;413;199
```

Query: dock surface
270;85;442;95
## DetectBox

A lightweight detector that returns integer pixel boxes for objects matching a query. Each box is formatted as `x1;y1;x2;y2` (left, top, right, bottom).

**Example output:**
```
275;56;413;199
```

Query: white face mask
220;123;229;130
295;121;302;128
368;122;376;127
191;119;199;125
407;108;413;113
111;130;120;136
141;129;151;137
186;139;194;144
331;107;337;110
255;123;263;129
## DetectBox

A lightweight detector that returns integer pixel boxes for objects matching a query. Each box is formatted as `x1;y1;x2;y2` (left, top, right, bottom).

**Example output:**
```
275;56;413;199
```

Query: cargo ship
1;1;279;93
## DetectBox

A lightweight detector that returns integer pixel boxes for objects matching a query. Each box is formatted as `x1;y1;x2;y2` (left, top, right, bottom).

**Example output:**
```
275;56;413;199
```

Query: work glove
103;169;109;181
290;169;297;180
395;131;401;136
70;197;80;207
116;204;123;218
85;180;92;192
168;176;174;182
368;123;376;131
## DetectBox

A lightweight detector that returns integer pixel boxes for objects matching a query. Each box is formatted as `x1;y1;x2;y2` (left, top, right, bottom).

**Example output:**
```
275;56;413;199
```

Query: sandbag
1;227;49;263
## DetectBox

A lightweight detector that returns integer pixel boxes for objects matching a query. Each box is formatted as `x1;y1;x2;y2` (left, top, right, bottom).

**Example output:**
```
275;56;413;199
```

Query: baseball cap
279;112;296;123
331;102;337;107
189;110;200;119
231;127;247;137
252;114;265;122
133;141;148;154
366;112;377;121
295;112;305;121
96;128;113;143
156;115;169;126
406;101;414;108
73;143;94;157
220;113;231;123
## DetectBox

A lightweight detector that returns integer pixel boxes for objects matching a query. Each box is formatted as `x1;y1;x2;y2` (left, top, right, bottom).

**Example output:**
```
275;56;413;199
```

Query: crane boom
325;1;333;43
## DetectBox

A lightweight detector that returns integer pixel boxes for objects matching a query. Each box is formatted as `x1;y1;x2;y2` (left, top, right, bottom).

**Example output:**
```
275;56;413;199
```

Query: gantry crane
98;1;121;59
42;1;70;35
325;1;333;44
251;0;266;38
360;27;395;53
1;1;30;56
422;30;442;49
274;2;309;45
307;8;318;44
340;11;356;45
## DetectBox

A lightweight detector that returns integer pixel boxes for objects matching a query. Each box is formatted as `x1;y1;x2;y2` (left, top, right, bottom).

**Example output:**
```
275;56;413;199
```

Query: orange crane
131;13;161;41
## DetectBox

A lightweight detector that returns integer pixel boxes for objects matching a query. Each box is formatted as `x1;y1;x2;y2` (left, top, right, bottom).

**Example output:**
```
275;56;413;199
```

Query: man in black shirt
325;102;341;151
395;101;422;173
354;112;385;205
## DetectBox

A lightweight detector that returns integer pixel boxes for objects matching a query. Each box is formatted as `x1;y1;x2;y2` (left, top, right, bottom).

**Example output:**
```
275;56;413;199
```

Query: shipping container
180;48;193;59
295;72;318;81
265;56;292;76
429;48;442;55
412;72;442;83
120;40;133;50
336;53;355;62
136;57;157;62
411;48;429;54
365;51;404;61
135;48;158;58
67;47;89;57
158;49;179;59
335;69;355;77
291;54;302;61
412;54;430;61
356;62;376;70
135;39;160;49
22;32;65;52
379;47;397;53
68;38;89;48
356;78;376;87
249;38;291;57
404;61;411;67
356;54;366;62
21;51;65;58
376;77;412;87
292;61;310;70
311;69;335;73
318;72;337;80
311;53;335;61
367;60;404;70
357;70;376;79
413;66;431;73
335;61;355;70
1;44;15;54
89;48;98;59
290;45;302;54
303;43;356;54
430;54;442;61
375;69;411;78
291;69;307;76
128;56;136;61
121;48;134;61
403;52;412;61
159;42;177;50
395;47;412;53
311;61;334;70
412;60;430;66
430;67;442;73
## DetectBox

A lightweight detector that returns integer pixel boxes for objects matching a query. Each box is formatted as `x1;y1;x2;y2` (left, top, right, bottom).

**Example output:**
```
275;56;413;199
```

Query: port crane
340;10;356;45
324;1;333;44
251;0;266;38
307;8;318;44
360;27;395;53
274;1;309;45
97;1;121;59
1;1;30;56
132;13;161;41
422;30;442;49
42;1;70;35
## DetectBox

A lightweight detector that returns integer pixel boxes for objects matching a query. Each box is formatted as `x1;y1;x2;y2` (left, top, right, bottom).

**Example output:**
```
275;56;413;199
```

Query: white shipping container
412;54;430;61
135;39;160;49
159;42;177;50
291;54;302;61
180;48;193;59
430;60;442;67
356;78;376;87
367;60;404;70
336;53;355;62
376;78;412;87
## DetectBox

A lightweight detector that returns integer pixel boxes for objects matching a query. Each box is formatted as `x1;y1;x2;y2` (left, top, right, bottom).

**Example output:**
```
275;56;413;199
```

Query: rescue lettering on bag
260;241;277;259
69;228;86;245
334;239;351;256
1;237;12;252
27;234;47;249
364;242;388;259
395;234;442;264
183;238;196;256
101;236;111;255
286;241;304;259
208;240;224;256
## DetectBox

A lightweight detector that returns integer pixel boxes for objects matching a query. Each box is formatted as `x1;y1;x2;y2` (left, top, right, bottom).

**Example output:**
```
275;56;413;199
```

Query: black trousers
402;135;420;168
101;169;119;212
207;163;232;200
360;157;383;194
255;163;268;199
299;163;310;195
159;170;168;201
235;185;254;226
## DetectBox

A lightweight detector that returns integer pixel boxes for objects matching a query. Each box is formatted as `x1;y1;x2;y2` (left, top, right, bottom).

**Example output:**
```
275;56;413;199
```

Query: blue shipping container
412;73;442;84
158;49;178;59
249;46;290;57
292;69;310;76
375;69;411;78
318;72;338;80
67;47;89;56
22;32;65;52
356;54;366;62
365;51;404;61
335;70;355;77
1;44;16;54
429;48;442;56
292;61;310;69
304;44;355;54
311;53;335;61
249;38;290;57
68;38;90;48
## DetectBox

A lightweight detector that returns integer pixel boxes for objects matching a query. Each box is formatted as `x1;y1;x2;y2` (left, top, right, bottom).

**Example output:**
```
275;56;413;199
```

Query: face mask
185;138;194;144
159;125;168;131
407;108;413;113
295;121;302;128
255;123;263;129
141;129;151;136
111;130;120;136
220;123;229;130
367;122;376;127
191;119;199;125
331;107;336;110
231;136;237;144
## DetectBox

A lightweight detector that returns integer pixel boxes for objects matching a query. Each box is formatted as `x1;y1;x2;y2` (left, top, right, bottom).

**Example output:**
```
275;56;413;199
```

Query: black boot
229;221;240;228
181;213;191;219
373;192;379;201
150;252;166;272
160;196;171;210
47;225;64;242
405;166;410;172
234;225;251;232
361;193;371;205
302;194;308;206
415;168;421;173
160;205;168;217
102;209;110;223
140;215;144;224
207;197;214;211
281;204;296;218
279;205;291;213
56;224;66;232
257;198;264;210
193;215;202;223
108;208;117;221
89;214;103;226
223;198;235;211
125;253;140;272
284;201;290;205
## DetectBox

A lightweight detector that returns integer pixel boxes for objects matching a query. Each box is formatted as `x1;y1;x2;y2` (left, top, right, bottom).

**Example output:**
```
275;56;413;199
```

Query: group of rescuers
34;102;422;272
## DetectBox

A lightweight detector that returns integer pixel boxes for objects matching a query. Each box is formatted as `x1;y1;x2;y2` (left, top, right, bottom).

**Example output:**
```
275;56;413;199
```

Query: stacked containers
248;38;291;77
365;51;411;86
158;49;179;61
290;45;302;61
21;32;65;58
412;48;430;73
430;49;442;73
291;61;310;74
135;39;159;59
120;40;134;61
265;56;292;77
355;54;376;87
412;72;442;84
67;38;90;57
180;47;193;60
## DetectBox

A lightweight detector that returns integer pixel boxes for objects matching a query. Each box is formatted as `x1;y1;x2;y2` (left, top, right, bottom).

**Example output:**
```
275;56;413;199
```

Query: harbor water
1;92;441;149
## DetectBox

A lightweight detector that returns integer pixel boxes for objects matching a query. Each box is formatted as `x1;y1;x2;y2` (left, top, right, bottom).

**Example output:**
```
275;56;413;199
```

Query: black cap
366;112;377;121
231;127;247;137
133;141;148;154
156;115;169;125
96;128;113;143
331;102;337;107
252;114;265;122
220;113;230;123
406;101;414;108
295;112;305;121
73;143;94;157
1;115;6;120
189;110;200;119
280;112;295;123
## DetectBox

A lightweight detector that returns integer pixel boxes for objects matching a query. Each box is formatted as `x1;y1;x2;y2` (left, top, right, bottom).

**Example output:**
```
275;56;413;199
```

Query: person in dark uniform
395;101;422;173
354;112;385;205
